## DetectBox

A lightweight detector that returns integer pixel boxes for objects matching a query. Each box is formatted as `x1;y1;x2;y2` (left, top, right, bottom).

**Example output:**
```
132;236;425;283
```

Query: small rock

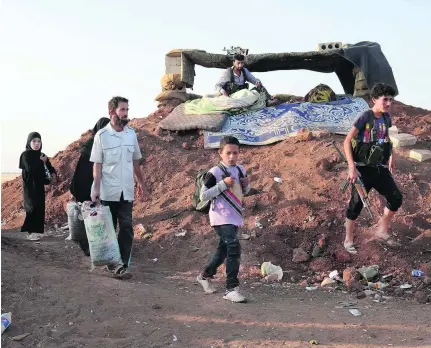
333;248;352;263
317;236;326;248
374;293;383;302
414;291;429;304
309;257;333;272
348;279;363;292
419;262;431;276
250;231;257;238
317;130;330;139
296;128;314;141
364;289;376;296
389;279;399;287
240;233;251;240
316;158;331;171
292;248;310;263
299;280;309;287
163;135;174;143
343;267;361;288
356;291;366;299
394;288;404;297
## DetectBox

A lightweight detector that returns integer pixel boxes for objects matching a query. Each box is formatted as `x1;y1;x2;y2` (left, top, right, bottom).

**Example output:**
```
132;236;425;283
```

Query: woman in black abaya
68;117;110;255
70;117;110;203
19;132;57;241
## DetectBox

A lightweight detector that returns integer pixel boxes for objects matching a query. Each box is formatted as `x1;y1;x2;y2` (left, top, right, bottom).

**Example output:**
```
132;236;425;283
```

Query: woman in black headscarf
70;117;110;203
19;132;57;241
69;118;110;255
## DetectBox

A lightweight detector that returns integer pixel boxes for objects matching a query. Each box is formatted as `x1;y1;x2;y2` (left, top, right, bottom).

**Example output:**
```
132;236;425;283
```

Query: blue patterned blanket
204;96;369;149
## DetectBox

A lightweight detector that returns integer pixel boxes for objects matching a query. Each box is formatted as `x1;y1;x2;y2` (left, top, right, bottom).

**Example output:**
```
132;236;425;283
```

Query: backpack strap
217;162;245;179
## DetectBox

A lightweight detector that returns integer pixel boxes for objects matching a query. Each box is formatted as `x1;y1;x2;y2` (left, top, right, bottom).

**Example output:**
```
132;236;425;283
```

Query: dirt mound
2;99;431;283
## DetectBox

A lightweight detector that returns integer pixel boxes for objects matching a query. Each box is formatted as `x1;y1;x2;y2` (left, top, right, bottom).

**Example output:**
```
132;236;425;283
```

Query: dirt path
1;230;430;348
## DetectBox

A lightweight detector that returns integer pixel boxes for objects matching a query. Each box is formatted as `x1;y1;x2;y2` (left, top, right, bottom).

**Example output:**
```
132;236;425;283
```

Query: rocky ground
1;99;431;346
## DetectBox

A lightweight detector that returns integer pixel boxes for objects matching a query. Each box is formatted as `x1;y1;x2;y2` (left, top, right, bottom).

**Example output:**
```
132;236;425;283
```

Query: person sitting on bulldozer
215;54;262;96
215;54;278;105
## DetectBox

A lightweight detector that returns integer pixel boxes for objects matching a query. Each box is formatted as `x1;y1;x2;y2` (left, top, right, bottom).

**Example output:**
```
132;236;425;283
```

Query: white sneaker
197;274;216;294
65;233;72;241
27;234;41;241
223;287;246;303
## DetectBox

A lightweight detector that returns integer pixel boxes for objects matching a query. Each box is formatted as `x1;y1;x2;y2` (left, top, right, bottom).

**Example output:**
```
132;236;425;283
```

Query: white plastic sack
261;262;283;281
1;313;11;334
66;202;86;241
82;202;121;267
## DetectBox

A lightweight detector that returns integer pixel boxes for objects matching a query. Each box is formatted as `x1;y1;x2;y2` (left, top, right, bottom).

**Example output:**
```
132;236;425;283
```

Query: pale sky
1;0;430;172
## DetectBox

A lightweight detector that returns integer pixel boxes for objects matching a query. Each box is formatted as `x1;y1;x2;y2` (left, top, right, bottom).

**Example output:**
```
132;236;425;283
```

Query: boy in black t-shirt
342;83;402;254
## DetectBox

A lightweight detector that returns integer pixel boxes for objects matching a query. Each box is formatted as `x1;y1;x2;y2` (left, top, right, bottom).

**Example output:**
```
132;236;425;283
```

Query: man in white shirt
90;96;144;279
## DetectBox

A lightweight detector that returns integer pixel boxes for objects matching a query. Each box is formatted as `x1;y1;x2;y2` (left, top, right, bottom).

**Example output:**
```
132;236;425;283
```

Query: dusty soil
1;174;20;185
1;99;431;347
1;230;431;348
2;100;430;282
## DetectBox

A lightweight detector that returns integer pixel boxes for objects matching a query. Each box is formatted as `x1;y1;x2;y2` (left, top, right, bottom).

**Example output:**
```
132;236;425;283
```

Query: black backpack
192;163;244;213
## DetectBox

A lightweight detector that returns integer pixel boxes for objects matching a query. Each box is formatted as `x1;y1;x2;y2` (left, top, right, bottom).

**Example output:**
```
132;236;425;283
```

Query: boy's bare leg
375;207;395;239
344;218;355;246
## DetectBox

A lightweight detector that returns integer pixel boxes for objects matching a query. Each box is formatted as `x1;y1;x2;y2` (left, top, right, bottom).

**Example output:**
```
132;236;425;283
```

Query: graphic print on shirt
216;178;244;218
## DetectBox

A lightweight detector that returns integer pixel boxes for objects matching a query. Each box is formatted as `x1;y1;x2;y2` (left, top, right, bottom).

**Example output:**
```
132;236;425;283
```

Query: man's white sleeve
90;133;103;163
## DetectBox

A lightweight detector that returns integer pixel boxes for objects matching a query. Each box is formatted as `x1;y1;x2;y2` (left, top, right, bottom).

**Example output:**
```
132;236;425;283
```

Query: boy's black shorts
346;166;402;220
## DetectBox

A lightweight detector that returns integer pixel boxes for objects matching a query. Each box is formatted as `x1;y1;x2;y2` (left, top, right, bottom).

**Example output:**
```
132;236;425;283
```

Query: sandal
113;265;132;280
375;236;401;248
343;243;358;254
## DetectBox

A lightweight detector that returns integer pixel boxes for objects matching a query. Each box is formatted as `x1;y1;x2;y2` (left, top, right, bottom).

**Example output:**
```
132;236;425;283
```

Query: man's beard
114;115;129;127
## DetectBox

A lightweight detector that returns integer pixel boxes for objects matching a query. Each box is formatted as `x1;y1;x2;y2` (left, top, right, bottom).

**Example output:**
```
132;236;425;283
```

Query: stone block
390;133;417;147
317;42;342;51
388;125;399;135
409;149;431;162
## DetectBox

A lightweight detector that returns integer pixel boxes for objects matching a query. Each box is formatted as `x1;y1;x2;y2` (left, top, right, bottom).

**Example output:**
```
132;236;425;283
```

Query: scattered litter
134;224;152;239
240;233;251;240
60;224;69;231
151;258;158;263
1;313;11;334
173;335;178;341
10;333;31;341
400;283;413;289
189;246;200;252
411;270;424;277
306;286;318;291
368;281;389;289
358;265;379;281
329;270;342;281
321;277;337;287
382;273;393;279
273;177;283;184
261;262;283;281
255;221;263;229
309;340;319;345
336;301;358;308
250;231;257;238
68;322;73;326
175;229;187;237
349;309;362;316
